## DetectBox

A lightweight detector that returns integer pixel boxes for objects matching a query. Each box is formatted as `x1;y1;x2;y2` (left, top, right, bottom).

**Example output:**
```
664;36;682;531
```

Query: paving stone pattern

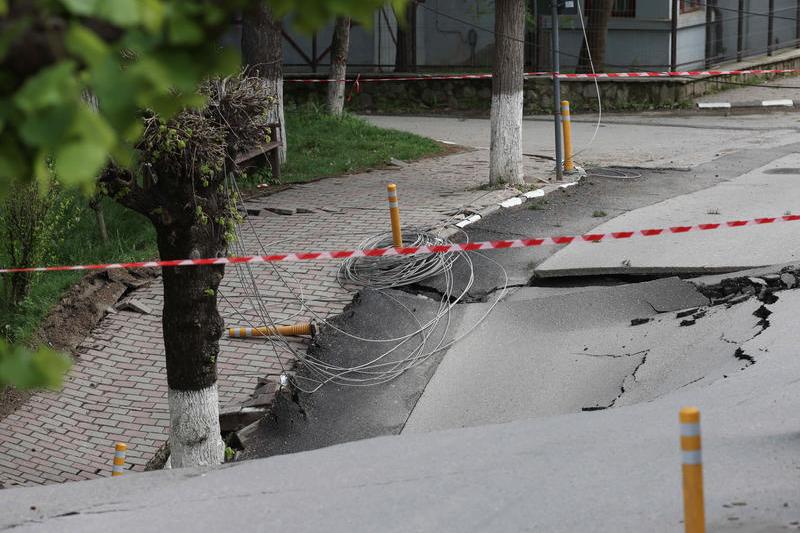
0;150;525;487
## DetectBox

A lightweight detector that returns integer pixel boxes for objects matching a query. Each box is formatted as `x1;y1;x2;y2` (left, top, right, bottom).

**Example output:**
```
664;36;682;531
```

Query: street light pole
551;0;563;181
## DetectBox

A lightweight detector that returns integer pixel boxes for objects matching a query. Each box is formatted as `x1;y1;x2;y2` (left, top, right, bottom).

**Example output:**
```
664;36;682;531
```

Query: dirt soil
0;268;159;421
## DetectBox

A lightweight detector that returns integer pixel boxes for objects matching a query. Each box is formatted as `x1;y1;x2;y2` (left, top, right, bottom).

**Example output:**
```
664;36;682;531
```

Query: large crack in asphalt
584;350;650;411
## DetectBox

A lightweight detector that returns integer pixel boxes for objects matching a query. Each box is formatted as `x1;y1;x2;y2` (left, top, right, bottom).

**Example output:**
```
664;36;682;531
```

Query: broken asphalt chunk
676;308;700;319
219;406;267;433
266;207;297;216
115;298;153;315
780;273;797;288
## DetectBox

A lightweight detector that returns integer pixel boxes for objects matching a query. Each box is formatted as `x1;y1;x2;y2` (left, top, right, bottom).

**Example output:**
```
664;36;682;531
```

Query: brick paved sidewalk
0;149;535;487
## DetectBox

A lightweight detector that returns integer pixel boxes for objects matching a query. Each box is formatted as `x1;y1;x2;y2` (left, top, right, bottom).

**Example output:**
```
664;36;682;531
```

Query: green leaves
14;62;81;114
0;341;71;390
59;0;145;27
65;24;111;67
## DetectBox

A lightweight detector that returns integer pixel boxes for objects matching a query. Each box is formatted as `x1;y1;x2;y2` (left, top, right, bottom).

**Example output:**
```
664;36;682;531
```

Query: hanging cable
572;0;603;158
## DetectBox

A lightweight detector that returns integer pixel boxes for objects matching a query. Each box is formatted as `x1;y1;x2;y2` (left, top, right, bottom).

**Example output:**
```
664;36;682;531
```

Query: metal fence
278;1;800;74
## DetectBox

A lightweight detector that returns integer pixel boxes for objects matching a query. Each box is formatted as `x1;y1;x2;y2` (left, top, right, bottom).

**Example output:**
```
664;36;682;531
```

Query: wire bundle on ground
337;229;460;290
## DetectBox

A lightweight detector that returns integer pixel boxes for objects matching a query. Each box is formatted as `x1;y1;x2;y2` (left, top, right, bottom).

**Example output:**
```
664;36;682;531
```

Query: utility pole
551;0;563;181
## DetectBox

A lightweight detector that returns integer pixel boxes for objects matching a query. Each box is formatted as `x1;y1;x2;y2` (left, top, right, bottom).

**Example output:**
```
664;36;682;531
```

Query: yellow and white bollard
387;183;403;248
561;101;575;173
228;323;315;338
680;407;706;533
112;442;127;477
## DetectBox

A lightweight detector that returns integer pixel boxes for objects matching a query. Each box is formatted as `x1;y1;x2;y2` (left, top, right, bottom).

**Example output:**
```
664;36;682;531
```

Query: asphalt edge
437;167;586;241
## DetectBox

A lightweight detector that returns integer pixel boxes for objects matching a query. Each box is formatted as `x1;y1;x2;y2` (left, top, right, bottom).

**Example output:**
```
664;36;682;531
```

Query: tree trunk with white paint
326;17;351;117
168;386;224;466
242;2;287;164
101;75;274;470
489;0;525;185
156;210;228;467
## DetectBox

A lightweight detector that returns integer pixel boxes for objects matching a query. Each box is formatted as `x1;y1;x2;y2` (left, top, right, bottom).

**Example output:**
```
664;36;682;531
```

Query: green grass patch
276;109;443;184
1;109;442;344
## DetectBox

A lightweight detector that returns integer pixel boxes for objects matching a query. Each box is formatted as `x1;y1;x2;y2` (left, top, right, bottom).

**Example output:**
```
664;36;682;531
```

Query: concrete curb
438;167;586;240
697;99;795;109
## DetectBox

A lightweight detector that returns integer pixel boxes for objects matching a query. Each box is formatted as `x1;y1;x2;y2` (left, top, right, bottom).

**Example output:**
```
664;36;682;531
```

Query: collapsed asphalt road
8;258;800;532
240;141;800;460
5;126;800;532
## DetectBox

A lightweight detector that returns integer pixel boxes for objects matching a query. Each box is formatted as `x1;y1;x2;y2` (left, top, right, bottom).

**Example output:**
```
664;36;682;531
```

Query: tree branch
98;165;159;217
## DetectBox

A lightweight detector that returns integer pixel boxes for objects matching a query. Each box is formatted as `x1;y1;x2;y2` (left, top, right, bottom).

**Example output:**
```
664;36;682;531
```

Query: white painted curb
444;166;586;235
698;99;795;109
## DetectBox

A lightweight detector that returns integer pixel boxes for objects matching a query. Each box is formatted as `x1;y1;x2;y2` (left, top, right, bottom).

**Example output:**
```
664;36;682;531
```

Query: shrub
0;182;78;307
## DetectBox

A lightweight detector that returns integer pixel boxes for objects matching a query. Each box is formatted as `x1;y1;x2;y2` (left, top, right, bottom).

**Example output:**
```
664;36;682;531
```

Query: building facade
275;1;800;73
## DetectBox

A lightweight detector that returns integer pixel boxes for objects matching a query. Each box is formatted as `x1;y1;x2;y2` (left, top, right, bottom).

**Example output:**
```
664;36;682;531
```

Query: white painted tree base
489;91;524;185
168;384;224;468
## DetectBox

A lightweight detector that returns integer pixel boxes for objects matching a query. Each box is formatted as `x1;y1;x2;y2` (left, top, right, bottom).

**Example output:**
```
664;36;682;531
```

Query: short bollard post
680;407;705;533
112;442;127;477
387;183;403;248
561;100;575;172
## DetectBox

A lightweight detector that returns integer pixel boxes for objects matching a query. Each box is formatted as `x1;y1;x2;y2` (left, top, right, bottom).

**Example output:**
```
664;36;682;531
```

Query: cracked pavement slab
402;278;712;432
536;153;800;278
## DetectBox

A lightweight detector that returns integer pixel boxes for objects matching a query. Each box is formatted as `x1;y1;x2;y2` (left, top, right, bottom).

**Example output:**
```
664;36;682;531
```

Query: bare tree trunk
327;17;351;117
489;0;525;185
394;3;417;72
577;0;614;72
89;196;109;243
242;2;287;164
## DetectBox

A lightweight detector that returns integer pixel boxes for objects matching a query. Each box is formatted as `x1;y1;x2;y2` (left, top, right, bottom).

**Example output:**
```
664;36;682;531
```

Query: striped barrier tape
284;68;800;84
1;214;799;275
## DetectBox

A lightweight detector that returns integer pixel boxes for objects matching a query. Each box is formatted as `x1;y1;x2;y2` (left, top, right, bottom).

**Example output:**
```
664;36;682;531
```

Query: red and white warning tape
2;214;798;275
553;68;800;79
284;69;800;85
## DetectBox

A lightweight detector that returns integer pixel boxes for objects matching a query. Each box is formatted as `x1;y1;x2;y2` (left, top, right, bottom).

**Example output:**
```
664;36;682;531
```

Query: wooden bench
235;121;282;181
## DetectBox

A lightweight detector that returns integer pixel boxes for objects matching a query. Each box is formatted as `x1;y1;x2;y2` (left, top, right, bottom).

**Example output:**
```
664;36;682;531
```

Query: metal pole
536;14;545;72
671;0;679;72
312;32;318;72
705;2;713;68
768;0;775;56
737;0;744;61
551;0;563;181
796;0;800;48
